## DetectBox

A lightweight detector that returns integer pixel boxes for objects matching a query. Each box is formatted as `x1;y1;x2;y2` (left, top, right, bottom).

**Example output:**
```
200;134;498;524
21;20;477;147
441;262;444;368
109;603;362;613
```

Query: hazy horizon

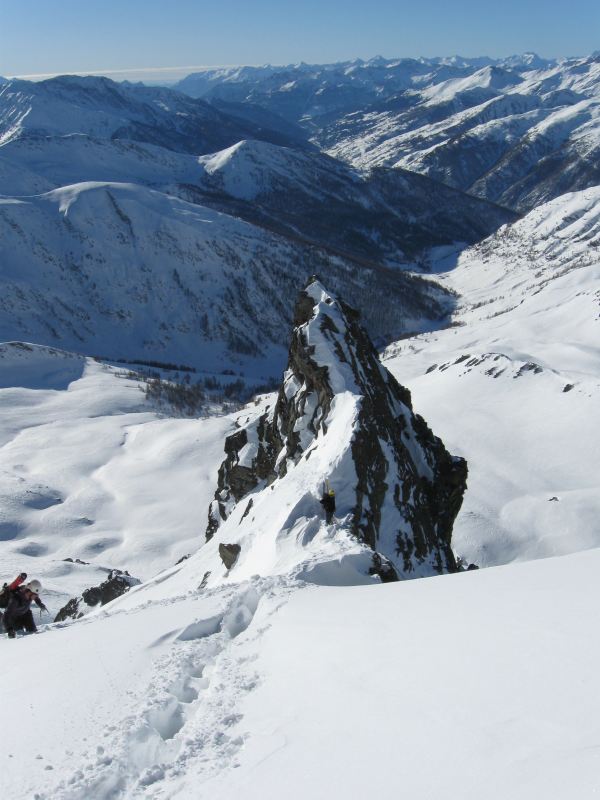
1;0;598;81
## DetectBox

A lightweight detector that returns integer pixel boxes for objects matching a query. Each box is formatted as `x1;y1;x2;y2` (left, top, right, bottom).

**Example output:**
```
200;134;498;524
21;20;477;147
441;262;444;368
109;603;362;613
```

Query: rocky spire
206;276;467;579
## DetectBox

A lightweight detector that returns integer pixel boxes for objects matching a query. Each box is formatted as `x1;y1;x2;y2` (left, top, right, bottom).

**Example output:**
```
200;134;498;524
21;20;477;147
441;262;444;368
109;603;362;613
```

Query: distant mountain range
175;54;600;212
0;72;520;371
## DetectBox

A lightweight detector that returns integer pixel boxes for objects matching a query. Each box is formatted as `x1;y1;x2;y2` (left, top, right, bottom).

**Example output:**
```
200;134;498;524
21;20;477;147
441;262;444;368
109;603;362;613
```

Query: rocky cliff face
207;277;467;579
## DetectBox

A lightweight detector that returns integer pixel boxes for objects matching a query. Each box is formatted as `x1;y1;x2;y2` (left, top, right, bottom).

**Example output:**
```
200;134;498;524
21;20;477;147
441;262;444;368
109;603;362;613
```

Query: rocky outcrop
206;277;467;579
54;570;141;622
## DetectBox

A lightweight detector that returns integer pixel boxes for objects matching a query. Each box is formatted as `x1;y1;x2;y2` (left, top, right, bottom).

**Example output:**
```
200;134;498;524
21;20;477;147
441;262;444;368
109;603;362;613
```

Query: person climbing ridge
320;480;336;524
2;575;47;639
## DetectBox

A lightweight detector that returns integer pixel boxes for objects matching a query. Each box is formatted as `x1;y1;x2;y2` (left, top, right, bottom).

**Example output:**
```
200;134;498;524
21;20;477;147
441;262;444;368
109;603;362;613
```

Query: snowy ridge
0;129;515;266
0;75;307;152
5;547;600;798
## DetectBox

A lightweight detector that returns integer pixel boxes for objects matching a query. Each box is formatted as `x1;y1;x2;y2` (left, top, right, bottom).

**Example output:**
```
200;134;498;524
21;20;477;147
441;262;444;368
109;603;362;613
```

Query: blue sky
1;0;598;80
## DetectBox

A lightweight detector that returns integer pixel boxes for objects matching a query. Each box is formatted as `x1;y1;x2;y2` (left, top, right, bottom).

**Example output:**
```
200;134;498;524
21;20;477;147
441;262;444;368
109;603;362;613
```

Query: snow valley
0;54;599;800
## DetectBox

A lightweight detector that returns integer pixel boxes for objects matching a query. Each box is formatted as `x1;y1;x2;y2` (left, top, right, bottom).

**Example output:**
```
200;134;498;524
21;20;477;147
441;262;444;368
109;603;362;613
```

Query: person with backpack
320;483;336;524
0;572;27;622
2;575;47;639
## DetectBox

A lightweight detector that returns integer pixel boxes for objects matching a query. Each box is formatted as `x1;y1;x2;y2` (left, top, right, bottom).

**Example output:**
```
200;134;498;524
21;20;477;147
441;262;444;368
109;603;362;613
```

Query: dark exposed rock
206;277;468;579
369;553;399;583
219;543;241;570
54;569;141;622
456;557;480;571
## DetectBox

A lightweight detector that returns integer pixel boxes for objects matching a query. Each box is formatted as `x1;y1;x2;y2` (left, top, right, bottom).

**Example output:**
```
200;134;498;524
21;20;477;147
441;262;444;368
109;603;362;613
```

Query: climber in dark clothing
320;488;336;524
3;578;47;639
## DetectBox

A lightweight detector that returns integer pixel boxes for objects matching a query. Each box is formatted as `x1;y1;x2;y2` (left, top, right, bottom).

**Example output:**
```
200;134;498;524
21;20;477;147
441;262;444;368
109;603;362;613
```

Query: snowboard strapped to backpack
0;573;28;608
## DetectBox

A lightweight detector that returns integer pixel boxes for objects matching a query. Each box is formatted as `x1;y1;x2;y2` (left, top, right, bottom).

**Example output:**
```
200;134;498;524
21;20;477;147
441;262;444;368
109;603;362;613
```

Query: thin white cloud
7;64;260;84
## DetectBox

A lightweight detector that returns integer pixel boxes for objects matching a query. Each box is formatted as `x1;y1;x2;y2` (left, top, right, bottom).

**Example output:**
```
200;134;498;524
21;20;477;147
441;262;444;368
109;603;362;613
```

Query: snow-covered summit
198;138;343;200
185;277;468;588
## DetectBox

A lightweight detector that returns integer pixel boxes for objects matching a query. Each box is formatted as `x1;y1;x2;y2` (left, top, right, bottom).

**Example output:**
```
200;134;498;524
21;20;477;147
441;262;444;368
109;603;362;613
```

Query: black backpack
0;583;10;609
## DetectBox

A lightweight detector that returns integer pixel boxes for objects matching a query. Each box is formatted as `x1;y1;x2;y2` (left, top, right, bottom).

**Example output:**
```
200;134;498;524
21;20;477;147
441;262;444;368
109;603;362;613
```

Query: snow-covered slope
0;130;514;267
383;188;600;566
4;549;600;799
0;343;233;610
0;133;205;196
322;56;600;211
0;75;308;153
193;139;515;264
0;181;447;374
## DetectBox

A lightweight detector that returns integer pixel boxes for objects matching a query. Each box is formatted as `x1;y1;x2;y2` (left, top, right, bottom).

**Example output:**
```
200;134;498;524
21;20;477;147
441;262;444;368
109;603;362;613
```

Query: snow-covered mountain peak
420;64;522;105
198;137;357;201
194;277;468;587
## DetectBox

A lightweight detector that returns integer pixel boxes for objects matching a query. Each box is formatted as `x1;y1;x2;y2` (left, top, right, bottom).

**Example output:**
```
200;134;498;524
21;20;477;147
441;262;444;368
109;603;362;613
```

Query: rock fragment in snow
219;543;241;570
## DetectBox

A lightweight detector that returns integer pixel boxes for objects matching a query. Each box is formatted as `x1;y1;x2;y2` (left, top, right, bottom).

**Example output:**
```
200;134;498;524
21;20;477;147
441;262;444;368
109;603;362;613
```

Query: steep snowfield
383;188;600;566
0;133;204;196
3;550;600;799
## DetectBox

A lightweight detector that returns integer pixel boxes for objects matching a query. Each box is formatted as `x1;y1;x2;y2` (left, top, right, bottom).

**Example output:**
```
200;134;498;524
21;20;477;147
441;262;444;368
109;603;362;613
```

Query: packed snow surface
3;551;600;799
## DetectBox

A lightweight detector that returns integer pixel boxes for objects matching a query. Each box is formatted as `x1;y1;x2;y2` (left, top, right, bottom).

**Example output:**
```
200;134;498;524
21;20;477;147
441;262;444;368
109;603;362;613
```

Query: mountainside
0;75;308;153
175;55;600;212
323;57;600;211
0;131;514;267
0;182;449;374
383;187;600;566
192;139;516;264
4;533;600;799
174;54;559;116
